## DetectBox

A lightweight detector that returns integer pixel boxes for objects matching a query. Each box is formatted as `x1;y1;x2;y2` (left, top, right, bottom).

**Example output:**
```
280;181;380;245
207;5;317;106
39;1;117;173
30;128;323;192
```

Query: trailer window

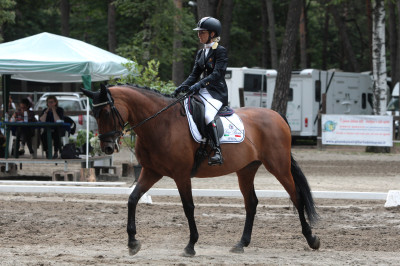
362;93;366;109
288;88;293;101
244;74;266;92
315;80;321;102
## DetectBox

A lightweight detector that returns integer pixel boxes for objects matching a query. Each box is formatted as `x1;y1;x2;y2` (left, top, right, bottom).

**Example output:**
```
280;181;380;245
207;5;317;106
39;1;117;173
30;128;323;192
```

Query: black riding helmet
193;17;221;37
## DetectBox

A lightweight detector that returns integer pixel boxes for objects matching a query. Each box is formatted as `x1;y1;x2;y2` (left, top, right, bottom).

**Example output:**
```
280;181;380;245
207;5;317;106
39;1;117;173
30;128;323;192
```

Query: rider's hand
189;82;202;93
172;85;187;97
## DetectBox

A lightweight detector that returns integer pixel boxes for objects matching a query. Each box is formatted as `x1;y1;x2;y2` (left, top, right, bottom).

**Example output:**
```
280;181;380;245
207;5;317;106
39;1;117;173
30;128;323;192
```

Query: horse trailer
225;68;374;138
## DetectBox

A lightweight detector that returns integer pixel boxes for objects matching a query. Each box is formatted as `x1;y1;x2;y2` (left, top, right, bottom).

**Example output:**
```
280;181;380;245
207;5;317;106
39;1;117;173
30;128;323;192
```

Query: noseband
92;88;126;143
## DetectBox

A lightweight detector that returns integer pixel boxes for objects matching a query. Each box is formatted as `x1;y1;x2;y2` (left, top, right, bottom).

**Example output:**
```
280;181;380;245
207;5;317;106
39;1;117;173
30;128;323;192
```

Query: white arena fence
0;181;388;201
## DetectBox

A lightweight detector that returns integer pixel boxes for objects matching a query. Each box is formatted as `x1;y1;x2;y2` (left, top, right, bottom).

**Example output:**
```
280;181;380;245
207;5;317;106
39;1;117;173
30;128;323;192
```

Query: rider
173;16;228;166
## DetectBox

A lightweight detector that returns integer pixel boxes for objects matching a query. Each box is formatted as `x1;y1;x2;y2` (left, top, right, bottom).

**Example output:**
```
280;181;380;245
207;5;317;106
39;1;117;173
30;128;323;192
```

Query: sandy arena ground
1;146;400;265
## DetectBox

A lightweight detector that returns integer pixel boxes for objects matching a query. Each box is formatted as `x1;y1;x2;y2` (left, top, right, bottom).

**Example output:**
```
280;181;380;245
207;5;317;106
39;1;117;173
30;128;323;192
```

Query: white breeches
199;88;223;124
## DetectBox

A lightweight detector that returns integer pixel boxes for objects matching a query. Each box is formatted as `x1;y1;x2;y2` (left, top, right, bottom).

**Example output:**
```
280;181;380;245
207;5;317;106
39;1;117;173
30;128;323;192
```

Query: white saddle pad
184;98;245;144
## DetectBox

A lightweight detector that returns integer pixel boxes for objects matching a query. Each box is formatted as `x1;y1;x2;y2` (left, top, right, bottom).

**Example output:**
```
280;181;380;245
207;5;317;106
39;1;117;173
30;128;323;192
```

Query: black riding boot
207;120;223;166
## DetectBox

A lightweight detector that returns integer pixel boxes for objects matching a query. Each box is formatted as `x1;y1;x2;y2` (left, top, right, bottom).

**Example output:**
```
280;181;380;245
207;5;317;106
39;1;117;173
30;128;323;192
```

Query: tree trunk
219;0;234;52
266;0;278;69
172;0;184;85
395;0;400;88
388;0;397;88
322;2;329;70
261;0;269;68
371;0;387;115
330;5;360;72
366;0;373;70
60;0;71;92
60;0;70;37
197;0;218;19
108;0;117;53
299;0;307;69
271;0;302;115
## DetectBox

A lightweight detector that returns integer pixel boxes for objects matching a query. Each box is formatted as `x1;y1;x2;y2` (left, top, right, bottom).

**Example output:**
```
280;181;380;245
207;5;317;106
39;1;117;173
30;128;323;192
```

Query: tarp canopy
0;32;132;166
0;32;131;83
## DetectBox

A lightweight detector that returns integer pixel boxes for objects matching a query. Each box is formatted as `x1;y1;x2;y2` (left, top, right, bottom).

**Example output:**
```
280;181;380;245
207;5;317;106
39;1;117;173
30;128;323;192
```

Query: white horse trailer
225;68;374;138
224;67;277;109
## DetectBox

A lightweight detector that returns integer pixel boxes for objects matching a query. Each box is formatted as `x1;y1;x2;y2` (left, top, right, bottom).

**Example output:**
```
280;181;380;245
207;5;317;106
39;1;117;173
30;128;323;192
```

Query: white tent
0;32;132;165
0;32;131;83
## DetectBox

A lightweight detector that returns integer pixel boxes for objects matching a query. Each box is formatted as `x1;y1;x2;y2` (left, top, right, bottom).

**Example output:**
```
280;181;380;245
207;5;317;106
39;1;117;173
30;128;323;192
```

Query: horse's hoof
182;246;196;257
128;240;141;256
230;244;244;253
308;235;320;250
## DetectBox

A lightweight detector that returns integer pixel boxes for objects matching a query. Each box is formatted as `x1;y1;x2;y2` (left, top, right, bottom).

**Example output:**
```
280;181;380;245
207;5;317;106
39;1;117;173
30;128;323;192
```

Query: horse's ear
80;87;95;99
100;83;107;97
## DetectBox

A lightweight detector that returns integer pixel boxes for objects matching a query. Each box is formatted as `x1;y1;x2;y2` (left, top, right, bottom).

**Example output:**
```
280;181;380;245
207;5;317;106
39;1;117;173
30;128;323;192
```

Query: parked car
33;92;98;135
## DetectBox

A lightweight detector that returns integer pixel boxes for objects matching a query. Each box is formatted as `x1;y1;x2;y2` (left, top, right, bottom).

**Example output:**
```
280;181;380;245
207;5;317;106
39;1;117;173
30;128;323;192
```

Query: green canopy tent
0;32;133;165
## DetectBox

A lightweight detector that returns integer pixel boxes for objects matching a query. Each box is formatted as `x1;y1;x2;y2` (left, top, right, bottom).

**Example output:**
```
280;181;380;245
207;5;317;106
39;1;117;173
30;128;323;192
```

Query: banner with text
322;115;393;146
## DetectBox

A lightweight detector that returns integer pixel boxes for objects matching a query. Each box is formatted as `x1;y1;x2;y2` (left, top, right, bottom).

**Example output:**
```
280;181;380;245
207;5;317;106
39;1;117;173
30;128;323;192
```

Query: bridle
92;87;191;145
92;87;126;144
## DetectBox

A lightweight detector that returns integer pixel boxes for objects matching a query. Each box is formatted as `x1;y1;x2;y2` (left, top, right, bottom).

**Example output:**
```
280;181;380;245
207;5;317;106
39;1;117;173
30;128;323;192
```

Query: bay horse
81;84;320;257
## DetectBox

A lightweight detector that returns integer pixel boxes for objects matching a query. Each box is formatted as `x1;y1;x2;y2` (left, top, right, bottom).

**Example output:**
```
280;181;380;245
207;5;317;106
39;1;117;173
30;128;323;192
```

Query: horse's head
80;84;126;155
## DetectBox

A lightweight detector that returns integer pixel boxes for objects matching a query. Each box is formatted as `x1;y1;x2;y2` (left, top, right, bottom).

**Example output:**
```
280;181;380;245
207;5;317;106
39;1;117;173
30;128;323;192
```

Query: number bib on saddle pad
184;97;245;144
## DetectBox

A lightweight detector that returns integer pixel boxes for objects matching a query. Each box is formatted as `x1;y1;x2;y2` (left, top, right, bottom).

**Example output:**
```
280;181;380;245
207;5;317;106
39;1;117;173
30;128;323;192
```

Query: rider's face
198;30;215;44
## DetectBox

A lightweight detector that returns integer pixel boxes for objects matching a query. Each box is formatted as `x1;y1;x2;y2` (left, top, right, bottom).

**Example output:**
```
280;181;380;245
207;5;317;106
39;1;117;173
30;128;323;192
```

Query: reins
94;86;192;141
125;91;192;131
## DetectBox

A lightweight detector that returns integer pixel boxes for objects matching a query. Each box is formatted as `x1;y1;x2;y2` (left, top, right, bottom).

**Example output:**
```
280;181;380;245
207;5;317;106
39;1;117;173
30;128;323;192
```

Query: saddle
187;95;234;139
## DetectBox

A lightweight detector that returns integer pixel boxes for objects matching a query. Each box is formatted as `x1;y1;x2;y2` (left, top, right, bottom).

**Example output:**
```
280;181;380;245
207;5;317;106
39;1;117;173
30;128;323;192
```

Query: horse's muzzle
104;145;114;155
101;137;120;155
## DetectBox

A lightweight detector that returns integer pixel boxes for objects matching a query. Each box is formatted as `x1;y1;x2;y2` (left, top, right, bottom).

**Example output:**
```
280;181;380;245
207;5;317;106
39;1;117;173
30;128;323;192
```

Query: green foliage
69;0;109;50
2;0;59;41
0;0;16;42
110;59;176;94
114;0;197;80
0;0;392;80
76;130;94;148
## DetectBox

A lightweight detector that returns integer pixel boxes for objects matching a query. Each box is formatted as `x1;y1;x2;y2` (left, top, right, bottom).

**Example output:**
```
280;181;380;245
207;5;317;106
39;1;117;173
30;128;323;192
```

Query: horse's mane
108;83;174;99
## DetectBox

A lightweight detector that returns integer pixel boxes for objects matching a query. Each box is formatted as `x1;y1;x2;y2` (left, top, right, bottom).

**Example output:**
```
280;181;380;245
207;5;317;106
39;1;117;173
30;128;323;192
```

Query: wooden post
80;168;96;182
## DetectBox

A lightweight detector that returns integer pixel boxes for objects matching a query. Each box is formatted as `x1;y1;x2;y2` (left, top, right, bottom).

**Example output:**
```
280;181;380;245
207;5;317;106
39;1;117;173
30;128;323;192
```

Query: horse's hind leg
230;161;262;253
263;153;320;250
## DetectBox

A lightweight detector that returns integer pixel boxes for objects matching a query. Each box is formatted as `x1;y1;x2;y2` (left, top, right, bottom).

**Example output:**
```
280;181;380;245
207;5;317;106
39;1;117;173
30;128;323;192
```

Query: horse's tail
291;155;319;224
278;112;318;224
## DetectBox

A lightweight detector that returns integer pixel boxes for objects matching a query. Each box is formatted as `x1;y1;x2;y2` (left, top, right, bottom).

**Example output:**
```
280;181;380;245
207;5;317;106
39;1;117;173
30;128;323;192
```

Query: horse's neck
116;87;177;136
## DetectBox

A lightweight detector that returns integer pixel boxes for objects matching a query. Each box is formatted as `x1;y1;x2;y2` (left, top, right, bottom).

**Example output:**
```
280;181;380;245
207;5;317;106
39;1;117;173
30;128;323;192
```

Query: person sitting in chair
11;98;36;158
173;16;228;166
39;95;64;159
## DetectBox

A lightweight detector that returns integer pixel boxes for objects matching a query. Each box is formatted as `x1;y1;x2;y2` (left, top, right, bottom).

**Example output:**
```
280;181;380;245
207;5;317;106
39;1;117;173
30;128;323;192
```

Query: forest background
0;0;397;114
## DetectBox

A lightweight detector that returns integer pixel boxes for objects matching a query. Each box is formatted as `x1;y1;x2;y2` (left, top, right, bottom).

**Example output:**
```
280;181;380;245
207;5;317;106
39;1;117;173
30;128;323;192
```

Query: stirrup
208;150;223;166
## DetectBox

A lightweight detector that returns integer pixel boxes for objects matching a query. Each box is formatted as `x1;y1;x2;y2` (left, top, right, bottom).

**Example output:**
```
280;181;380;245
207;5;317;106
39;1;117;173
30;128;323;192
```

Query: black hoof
230;243;244;253
182;246;196;257
128;239;141;256
307;235;320;250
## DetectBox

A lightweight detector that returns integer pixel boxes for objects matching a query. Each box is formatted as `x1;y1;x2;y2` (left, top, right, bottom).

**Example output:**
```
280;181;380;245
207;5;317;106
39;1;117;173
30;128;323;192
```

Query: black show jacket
181;42;229;106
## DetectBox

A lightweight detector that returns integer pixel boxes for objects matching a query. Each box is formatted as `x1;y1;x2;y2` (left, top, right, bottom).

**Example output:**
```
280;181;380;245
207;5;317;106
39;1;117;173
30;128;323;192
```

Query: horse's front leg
127;168;162;256
174;177;199;257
